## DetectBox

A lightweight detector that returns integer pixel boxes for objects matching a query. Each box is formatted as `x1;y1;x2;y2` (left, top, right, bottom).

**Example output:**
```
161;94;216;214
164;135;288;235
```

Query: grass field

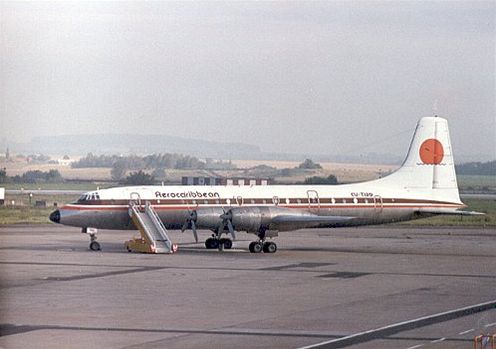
1;158;493;190
398;198;495;226
457;175;496;192
2;182;107;191
0;207;55;225
2;175;493;192
0;192;78;225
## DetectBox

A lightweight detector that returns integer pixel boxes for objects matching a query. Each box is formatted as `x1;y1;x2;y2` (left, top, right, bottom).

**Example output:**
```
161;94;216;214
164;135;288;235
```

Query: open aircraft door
130;192;142;207
307;190;320;213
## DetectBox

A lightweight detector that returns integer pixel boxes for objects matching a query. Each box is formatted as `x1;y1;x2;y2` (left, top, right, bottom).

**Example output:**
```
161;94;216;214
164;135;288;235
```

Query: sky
0;1;495;160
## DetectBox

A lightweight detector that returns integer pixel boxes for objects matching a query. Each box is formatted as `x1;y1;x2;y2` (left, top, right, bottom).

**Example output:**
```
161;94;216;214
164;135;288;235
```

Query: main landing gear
204;228;278;253
205;229;233;251
205;236;233;250
83;227;101;251
248;230;277;254
248;241;277;253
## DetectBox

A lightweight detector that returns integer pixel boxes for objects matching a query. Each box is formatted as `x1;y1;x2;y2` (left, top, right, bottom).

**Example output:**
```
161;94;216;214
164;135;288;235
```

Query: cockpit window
76;192;100;203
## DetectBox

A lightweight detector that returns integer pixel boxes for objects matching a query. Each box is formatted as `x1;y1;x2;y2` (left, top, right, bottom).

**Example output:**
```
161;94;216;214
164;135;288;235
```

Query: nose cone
49;210;61;223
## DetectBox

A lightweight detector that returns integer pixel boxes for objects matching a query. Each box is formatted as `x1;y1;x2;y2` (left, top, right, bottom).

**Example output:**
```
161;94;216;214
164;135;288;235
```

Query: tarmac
0;224;495;349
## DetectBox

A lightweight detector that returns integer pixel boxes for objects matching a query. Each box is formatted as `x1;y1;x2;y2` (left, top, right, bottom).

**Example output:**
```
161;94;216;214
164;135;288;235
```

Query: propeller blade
181;220;188;233
191;220;199;243
227;220;236;240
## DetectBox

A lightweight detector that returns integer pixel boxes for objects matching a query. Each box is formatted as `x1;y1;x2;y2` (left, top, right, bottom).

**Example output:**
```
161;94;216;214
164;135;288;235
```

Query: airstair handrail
144;202;169;242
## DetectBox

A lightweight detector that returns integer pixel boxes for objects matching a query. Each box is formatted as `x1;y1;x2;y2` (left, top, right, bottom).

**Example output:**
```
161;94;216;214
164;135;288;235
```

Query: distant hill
11;134;262;159
8;133;406;164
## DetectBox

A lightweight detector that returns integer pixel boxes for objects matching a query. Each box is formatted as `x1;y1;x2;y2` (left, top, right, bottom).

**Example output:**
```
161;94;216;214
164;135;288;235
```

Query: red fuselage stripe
61;203;464;211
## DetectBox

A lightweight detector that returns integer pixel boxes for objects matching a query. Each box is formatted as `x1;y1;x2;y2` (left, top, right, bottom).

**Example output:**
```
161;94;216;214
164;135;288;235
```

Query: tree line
455;161;495;176
71;153;206;170
0;168;63;184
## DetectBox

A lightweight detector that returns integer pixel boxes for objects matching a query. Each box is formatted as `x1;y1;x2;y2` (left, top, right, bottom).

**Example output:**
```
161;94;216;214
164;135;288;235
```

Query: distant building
57;158;74;166
223;178;270;186
181;176;271;186
182;177;221;186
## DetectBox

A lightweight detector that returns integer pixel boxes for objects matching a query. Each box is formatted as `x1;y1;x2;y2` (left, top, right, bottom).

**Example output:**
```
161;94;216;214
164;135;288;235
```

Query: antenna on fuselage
432;99;439;117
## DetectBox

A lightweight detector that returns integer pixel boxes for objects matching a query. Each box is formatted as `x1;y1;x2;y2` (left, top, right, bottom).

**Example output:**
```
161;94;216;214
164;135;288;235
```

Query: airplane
49;116;482;253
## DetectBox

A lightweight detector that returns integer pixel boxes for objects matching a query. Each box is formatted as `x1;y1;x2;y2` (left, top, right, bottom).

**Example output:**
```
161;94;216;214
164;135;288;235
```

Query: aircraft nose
49;210;61;223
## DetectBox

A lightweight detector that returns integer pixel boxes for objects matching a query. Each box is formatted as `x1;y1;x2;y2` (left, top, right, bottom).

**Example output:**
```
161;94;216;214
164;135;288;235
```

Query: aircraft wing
416;208;485;216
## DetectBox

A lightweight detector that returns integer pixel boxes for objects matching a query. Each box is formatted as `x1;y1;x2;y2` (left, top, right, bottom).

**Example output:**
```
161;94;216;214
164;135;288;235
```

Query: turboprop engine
224;206;312;233
182;206;319;242
227;206;274;232
193;207;225;230
181;207;225;242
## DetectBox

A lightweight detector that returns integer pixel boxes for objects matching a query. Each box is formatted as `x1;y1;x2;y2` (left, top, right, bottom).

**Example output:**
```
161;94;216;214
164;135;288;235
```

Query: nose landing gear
89;239;101;251
82;227;101;251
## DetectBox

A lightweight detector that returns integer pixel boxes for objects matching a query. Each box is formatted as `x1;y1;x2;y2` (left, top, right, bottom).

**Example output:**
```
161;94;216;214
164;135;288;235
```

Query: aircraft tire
89;241;101;251
221;238;232;249
263;242;277;254
249;241;263;253
205;238;219;249
210;238;219;249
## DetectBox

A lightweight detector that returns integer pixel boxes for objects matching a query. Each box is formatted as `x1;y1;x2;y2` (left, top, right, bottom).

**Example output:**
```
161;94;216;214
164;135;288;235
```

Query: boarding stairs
127;201;174;253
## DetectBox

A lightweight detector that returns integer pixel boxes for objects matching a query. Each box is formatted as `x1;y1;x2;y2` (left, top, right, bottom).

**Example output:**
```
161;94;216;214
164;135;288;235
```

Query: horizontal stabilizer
417;208;485;216
272;215;355;224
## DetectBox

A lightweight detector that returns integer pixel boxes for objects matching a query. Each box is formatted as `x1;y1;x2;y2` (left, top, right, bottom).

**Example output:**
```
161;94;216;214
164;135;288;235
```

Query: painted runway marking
430;337;445;343
299;299;496;349
459;329;474;335
406;345;424;349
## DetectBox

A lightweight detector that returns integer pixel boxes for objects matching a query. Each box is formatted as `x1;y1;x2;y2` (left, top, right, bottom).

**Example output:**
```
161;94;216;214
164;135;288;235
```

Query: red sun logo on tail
419;139;444;165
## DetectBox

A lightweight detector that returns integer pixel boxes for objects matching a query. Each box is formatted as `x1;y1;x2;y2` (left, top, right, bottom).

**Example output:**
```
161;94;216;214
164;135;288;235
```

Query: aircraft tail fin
381;116;462;204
